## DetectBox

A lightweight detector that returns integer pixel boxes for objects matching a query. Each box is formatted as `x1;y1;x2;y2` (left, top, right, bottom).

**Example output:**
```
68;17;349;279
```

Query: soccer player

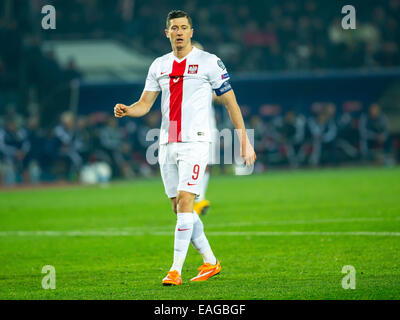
114;10;256;286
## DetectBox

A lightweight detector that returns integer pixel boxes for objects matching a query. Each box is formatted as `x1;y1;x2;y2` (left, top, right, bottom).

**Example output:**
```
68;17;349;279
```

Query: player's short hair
166;10;192;29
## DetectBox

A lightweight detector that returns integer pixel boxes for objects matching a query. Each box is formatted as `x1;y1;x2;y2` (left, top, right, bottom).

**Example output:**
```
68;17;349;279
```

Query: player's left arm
218;89;256;167
212;93;223;106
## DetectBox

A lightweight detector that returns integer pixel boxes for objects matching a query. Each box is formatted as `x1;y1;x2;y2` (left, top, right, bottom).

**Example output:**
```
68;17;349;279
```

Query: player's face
165;17;193;50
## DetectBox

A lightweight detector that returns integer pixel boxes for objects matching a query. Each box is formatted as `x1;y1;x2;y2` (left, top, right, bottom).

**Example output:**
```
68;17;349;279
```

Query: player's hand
241;139;257;167
114;104;129;118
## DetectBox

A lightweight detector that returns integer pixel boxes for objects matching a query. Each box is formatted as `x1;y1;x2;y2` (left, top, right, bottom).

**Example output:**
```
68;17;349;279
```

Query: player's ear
165;29;169;39
190;28;194;38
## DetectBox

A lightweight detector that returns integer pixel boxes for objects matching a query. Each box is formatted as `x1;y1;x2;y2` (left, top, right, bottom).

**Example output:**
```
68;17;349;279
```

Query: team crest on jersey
188;65;198;74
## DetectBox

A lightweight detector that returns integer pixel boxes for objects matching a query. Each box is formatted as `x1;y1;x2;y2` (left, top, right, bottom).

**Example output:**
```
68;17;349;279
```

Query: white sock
191;211;217;265
197;171;210;202
170;213;194;275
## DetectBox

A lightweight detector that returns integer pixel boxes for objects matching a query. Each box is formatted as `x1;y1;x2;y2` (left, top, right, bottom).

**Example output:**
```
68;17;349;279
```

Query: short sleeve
144;59;161;92
208;55;231;90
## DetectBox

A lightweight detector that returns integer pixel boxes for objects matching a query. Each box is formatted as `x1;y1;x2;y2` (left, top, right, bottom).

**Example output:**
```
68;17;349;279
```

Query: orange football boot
190;260;221;282
162;270;182;286
194;200;210;216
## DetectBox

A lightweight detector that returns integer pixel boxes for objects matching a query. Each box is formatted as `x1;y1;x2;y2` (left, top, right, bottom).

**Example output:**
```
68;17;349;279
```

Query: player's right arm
115;58;161;118
114;90;159;118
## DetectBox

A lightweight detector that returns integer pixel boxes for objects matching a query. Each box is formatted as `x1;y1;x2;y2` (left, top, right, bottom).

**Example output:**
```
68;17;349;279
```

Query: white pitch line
203;217;399;228
1;218;397;237
0;230;399;237
106;217;400;232
208;231;400;237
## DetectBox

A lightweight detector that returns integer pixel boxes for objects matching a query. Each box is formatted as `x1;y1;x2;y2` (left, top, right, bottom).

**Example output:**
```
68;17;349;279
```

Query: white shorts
159;142;210;198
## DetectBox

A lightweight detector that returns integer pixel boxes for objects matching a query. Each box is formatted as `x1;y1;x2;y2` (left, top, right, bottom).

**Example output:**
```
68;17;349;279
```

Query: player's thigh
159;143;179;198
177;142;209;196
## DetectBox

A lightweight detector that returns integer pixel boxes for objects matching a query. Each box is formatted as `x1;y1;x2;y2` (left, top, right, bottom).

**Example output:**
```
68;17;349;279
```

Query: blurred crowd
3;0;400;77
0;14;82;126
2;0;399;122
0;107;160;185
30;0;400;72
0;102;396;185
247;102;395;171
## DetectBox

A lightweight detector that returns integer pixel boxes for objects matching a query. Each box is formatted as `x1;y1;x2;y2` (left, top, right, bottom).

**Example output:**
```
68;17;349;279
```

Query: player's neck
173;44;193;60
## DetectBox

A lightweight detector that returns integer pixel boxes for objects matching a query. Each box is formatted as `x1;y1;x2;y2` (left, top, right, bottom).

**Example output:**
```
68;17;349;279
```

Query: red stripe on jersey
168;59;186;143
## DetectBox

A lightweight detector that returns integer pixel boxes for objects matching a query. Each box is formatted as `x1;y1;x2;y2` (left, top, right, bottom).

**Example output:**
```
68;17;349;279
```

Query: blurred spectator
98;117;125;177
53;112;82;179
274;110;306;168
75;116;93;163
64;58;83;82
308;104;338;166
24;115;43;183
336;109;360;162
120;142;137;178
249;114;267;165
0;118;30;185
359;103;393;165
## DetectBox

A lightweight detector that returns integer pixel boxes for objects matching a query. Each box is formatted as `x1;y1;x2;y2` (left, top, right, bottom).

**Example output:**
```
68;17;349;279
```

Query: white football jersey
144;46;231;144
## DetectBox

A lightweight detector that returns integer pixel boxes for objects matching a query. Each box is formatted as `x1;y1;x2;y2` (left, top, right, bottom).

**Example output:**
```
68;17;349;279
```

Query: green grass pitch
0;167;399;300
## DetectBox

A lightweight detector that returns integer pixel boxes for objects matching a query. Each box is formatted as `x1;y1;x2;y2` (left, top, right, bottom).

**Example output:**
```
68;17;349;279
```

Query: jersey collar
172;46;197;63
